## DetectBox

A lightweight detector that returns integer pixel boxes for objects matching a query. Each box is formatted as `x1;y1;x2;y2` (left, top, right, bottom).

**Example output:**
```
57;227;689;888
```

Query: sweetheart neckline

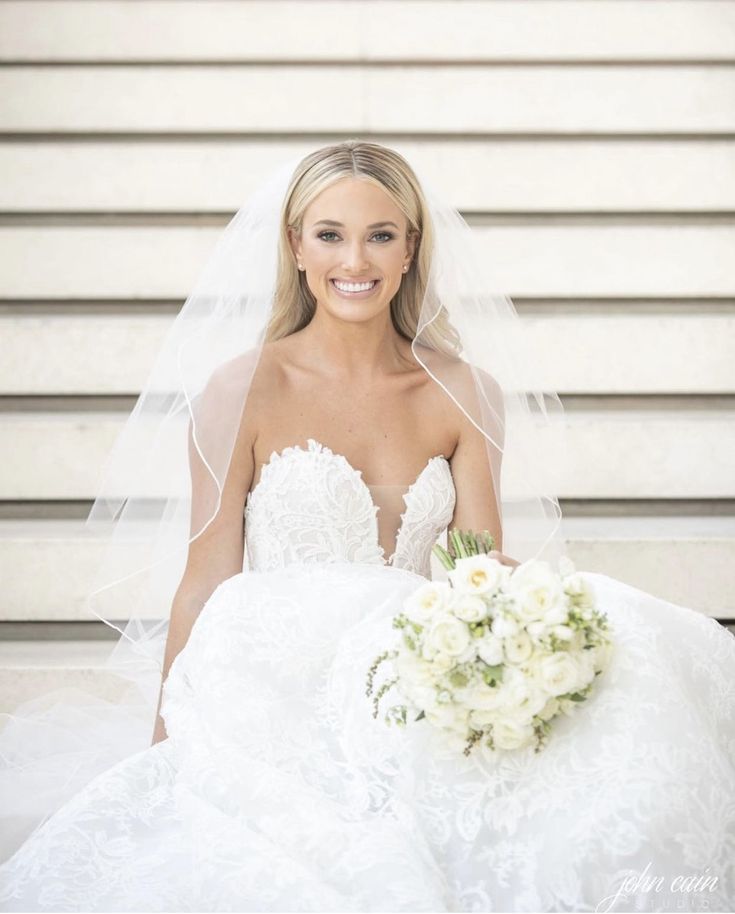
244;437;452;568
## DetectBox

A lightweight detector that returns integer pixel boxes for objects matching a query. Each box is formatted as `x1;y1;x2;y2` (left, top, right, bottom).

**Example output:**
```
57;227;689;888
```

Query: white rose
451;593;489;623
491;613;519;639
492;718;535;751
448;555;505;597
536;652;583;697
404;581;452;624
426;614;472;658
506;559;566;623
477;633;504;666
503;630;534;664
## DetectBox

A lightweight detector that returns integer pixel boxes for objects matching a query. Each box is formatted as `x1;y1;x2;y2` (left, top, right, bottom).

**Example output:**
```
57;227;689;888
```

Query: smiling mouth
330;279;381;294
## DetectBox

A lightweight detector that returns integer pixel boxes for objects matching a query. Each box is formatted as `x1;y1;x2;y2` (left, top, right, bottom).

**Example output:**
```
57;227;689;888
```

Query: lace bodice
244;438;456;578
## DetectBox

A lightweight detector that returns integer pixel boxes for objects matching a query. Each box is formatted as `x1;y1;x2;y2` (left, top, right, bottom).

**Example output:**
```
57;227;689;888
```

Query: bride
0;141;733;913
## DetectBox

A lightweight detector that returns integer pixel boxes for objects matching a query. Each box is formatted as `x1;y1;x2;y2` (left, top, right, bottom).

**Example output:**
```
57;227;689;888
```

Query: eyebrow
312;219;399;229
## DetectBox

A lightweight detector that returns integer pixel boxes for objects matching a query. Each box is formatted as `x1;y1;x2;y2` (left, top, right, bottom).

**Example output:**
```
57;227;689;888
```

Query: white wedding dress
1;437;734;912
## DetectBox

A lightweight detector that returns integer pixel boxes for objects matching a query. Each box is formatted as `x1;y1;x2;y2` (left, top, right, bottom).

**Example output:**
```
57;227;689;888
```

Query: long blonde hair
266;140;461;358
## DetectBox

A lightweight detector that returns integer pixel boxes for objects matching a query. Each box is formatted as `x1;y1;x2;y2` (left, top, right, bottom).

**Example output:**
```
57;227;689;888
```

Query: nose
341;239;371;273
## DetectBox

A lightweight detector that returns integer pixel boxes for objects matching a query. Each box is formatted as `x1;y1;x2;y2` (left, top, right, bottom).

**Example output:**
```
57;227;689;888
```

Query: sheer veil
0;141;569;860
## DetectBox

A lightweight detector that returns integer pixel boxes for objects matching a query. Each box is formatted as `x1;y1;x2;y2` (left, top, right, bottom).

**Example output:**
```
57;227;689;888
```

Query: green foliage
432;529;496;570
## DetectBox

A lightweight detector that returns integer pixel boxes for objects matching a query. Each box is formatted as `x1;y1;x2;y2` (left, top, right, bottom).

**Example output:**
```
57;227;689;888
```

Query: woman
0;141;733;912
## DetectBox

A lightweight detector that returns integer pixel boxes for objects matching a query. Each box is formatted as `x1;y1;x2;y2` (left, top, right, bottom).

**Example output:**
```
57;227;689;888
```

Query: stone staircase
1;0;734;716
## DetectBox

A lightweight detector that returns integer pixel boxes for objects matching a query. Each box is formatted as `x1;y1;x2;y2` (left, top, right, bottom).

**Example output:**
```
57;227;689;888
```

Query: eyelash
317;231;394;243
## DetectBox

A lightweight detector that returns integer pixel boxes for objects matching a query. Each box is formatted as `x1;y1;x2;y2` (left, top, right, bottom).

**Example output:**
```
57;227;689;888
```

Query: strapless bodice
243;438;456;578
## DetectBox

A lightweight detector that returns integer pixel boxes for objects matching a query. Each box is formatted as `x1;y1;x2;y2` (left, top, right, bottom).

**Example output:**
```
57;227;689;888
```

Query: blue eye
317;231;394;243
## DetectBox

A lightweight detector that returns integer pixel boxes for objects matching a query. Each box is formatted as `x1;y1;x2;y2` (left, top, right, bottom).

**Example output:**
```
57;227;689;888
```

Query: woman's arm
447;367;520;569
150;399;255;746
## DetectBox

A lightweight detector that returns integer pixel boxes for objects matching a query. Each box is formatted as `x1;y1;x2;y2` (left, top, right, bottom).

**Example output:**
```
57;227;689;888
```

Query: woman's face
290;177;415;323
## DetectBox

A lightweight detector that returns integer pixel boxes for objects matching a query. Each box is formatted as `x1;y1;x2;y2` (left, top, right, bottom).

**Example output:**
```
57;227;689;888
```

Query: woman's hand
486;549;521;568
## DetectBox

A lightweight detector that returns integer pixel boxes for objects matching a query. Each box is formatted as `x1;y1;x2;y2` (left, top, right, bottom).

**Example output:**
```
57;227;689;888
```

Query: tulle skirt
1;561;733;912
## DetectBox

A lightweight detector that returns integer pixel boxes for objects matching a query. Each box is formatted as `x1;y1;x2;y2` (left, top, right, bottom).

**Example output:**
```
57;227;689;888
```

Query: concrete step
3;409;735;501
3;1;731;64
1;517;733;622
3;313;733;395
0;640;132;716
2;139;735;213
2;224;733;299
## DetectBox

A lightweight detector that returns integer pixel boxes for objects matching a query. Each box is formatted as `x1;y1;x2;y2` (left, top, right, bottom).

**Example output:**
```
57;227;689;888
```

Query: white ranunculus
536;696;560;722
440;729;471;753
569;630;586;652
551;624;574;642
395;653;435;687
564;573;595;610
543;602;570;626
455;641;479;665
448;555;505;597
465;683;505;712
421;639;437;662
491;613;519;639
593;638;614;672
426;614;472;658
430;650;455;673
491;718;535;751
425;702;468;732
402;683;437;710
498;669;548;722
468;708;496;728
575;649;597;687
451;593;489;623
503;630;534;664
505;559;566;623
404;581;452;625
526;620;547;642
477;632;504;666
535;652;583;697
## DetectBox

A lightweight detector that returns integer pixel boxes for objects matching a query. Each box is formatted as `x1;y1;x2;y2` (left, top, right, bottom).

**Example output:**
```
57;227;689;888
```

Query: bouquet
366;529;613;755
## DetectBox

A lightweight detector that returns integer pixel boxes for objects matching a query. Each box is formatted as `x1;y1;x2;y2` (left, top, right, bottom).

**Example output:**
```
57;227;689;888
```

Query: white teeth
332;279;377;293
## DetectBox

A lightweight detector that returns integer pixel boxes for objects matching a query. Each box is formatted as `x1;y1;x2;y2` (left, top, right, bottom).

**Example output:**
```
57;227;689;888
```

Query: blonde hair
265;140;461;358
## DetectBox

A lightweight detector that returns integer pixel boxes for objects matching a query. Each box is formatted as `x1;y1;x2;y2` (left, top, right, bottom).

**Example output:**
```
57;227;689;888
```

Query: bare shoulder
429;350;502;400
409;346;503;455
204;342;285;392
193;342;289;475
203;339;293;404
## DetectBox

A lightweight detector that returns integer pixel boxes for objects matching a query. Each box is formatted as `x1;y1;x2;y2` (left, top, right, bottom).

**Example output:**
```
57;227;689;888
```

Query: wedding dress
0;436;733;913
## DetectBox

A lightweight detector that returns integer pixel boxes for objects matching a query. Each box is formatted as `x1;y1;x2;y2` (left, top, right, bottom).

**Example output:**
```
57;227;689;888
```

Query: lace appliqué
244;438;456;578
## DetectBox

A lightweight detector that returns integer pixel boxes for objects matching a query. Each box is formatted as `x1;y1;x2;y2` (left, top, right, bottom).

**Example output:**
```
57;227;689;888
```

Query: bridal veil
0;141;569;857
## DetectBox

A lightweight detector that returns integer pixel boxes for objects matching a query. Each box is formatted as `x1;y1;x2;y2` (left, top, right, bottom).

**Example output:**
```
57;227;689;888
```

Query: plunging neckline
245;437;451;567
